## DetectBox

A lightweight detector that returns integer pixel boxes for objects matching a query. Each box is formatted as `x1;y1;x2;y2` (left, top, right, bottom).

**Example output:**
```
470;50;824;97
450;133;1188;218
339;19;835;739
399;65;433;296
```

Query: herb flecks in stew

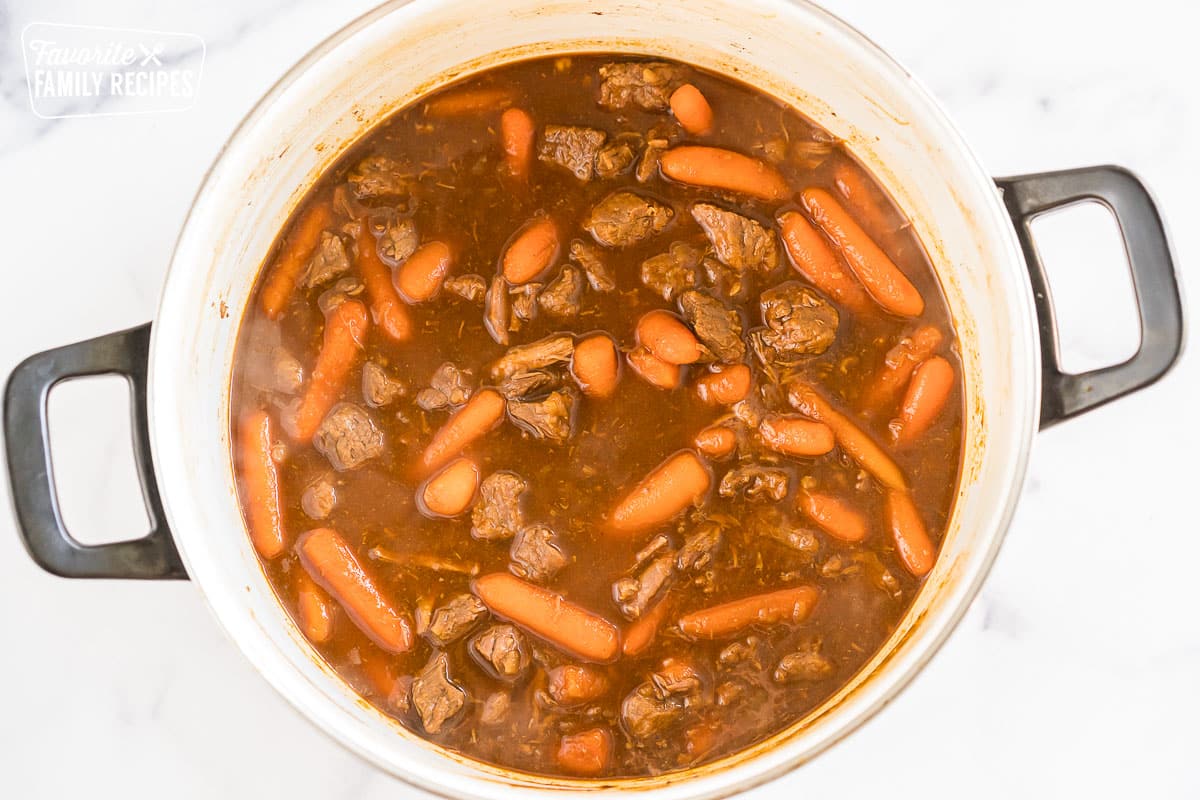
231;55;963;779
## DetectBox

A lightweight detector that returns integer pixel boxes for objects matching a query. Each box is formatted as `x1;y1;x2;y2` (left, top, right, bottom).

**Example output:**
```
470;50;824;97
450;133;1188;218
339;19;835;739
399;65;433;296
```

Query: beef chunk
510;523;567;582
569;240;616;293
637;135;670;183
479;691;511;725
691;203;779;273
347;154;410;199
499;369;561;401
490;334;575;380
538;266;583;317
595;134;642;179
613;553;674;620
416;362;473;412
373;212;419;266
584;191;674;248
650;658;706;700
471;624;530;680
484;274;510;346
508;388;576;442
676;523;723;573
471;471;527;541
426;593;488;647
445;273;487;303
719;465;790;502
301;474;337;519
718;636;765;671
317;277;365;315
621;682;684;740
641;242;702;300
300;231;350;288
361;361;405;408
538;125;607;181
774;646;834;683
678;290;745;362
510;283;541;324
547;665;610;706
634;533;673;569
411;652;467;734
598;61;688;111
246;343;303;396
313;403;384;471
702;253;748;301
750;281;839;365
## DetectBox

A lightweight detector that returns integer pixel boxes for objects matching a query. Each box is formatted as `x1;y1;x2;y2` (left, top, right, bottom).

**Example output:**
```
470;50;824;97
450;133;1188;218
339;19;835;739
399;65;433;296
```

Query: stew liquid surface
231;55;963;779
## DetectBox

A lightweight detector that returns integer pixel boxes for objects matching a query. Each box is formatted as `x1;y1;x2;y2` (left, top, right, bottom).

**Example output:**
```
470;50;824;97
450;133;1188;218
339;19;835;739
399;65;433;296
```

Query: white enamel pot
3;1;1184;798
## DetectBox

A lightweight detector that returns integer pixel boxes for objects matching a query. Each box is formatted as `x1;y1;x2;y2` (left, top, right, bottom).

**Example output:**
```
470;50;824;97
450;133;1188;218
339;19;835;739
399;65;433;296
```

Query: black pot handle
995;166;1184;429
3;323;187;579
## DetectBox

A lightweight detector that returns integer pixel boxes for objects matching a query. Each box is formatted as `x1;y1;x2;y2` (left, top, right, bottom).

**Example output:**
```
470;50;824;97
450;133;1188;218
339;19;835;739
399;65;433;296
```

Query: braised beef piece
510;283;541;325
651;658;706;700
508;388;576;442
317;277;365;315
444;273;487;303
499;369;561;401
633;533;673;569
510;523;567;581
471;471;528;541
300;473;337;519
300;231;350;288
719;464;790;502
702;253;748;300
426;593;488;647
584;191;674;248
347;154;411;199
774;643;834;683
416;362;473;412
641;242;702;300
246;342;303;396
595;133;642;179
479;691;511;725
372;212;419;266
613;553;675;620
484;275;510;345
361;360;406;408
718;636;766;671
691;203;779;273
569;240;616;293
678;290;745;362
538;266;583;318
539;125;607;181
411;652;467;735
597;61;688;111
636;135;669;183
768;526;821;560
471;624;530;680
750;282;839;365
490;334;575;380
313;403;384;471
621;682;684;740
676;523;723;573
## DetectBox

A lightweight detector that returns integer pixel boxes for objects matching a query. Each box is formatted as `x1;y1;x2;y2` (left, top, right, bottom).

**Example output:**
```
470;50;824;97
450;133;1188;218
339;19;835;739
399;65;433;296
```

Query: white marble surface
1;1;1197;797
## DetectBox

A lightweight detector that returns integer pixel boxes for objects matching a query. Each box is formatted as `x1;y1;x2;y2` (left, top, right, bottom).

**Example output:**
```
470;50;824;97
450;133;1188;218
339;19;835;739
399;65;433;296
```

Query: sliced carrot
759;414;835;457
297;527;414;653
884;490;936;577
419;457;480;518
777;210;873;314
502;217;559;285
609;450;711;535
801;188;924;317
556;728;612;777
547;664;609;705
637;309;703;365
571;334;621;399
832;160;897;241
788;381;906;490
394;241;454;304
677;585;820;639
861;325;944;414
425;86;515;117
660;146;790;202
418;388;506;475
473;573;620;663
694;364;751;405
798;491;868;542
693;425;736;459
669;84;714;136
296;569;335;643
499;107;536;182
890;356;956;445
622;593;674;657
237;409;286;559
627;345;681;390
294;299;369;442
261;202;333;319
354;222;412;341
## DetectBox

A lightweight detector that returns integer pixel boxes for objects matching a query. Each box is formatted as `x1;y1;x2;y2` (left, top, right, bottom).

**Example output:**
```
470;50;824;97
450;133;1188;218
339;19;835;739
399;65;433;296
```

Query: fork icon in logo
139;42;164;66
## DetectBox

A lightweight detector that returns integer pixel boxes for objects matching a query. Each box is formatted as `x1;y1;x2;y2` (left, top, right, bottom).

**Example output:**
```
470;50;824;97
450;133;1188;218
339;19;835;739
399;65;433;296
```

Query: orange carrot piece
394;241;454;304
890;356;955;445
548;664;609;705
627;345;681;390
499;107;536;182
260;202;333;319
637;309;704;365
238;409;286;559
556;728;612;777
354;222;412;341
424;86;515;117
294;299;369;442
571;334;621;399
694;363;751;405
801;188;924;317
669;84;714;136
861;325;945;413
418;388;506;475
473;573;620;663
798;491;868;543
884;490;936;577
297;527;414;653
832;160;896;241
622;593;674;657
759;414;835;457
788;382;906;490
777;210;873;314
677;585;820;639
693;425;736;459
502;217;559;285
296;569;335;643
659;146;790;201
360;652;398;700
609;450;711;535
419;457;480;518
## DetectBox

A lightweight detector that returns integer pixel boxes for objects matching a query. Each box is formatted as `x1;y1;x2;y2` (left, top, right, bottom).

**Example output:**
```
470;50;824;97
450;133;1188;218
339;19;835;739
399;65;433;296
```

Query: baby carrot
801;188;924;317
556;728;612;777
884;490;936;577
693;425;736;459
627;346;681;390
861;325;944;414
394;241;454;304
890;356;955;445
622;593;674;657
677;585;820;639
832;160;897;242
500;107;536;182
694;364;751;405
609;450;711;535
788;381;906;490
473;573;620;663
261;202;333;319
777;210;873;314
637;309;704;365
502;217;559;285
548;664;609;705
355;222;412;341
659;146;790;202
418;388;506;475
237;408;286;559
419;457;480;518
294;299;369;442
296;569;335;643
425;86;515;117
759;414;836;457
798;490;868;542
669;84;714;136
571;334;621;399
297;527;414;653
